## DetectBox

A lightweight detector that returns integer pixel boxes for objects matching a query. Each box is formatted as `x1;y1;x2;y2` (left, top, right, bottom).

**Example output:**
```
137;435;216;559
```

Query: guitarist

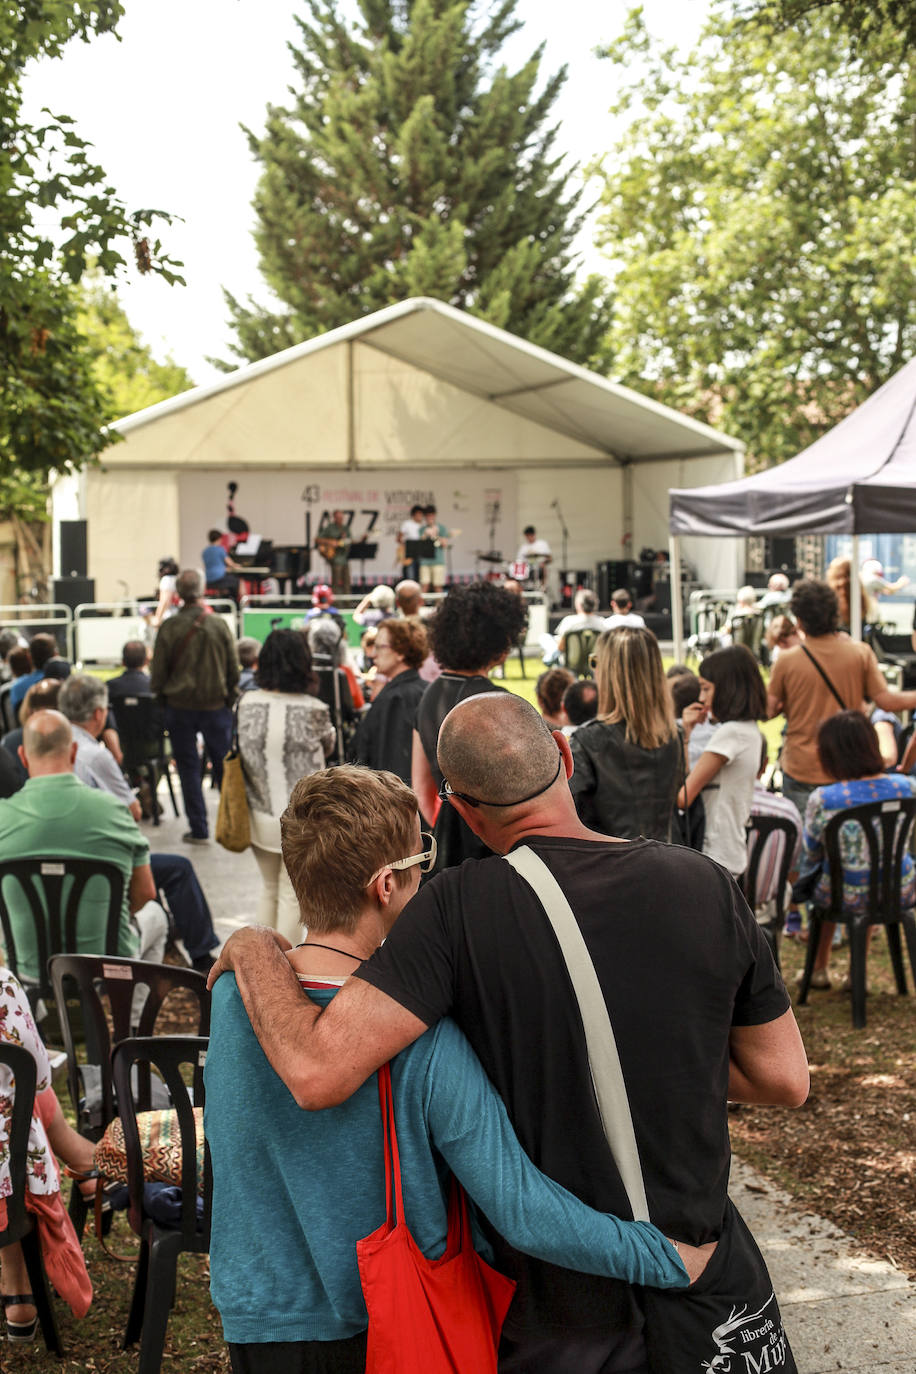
315;509;352;595
418;504;454;593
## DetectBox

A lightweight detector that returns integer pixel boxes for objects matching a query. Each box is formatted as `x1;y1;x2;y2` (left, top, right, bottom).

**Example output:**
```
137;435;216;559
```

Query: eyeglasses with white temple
365;831;437;886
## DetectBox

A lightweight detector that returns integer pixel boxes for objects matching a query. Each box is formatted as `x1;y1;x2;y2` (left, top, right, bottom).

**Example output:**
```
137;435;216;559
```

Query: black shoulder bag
799;644;846;710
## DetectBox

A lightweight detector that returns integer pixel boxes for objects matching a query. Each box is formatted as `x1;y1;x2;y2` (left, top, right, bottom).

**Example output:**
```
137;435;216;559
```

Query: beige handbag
215;709;250;852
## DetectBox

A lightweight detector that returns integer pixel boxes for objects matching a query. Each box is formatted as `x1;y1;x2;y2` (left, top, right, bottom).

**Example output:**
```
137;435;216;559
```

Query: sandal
2;1293;37;1343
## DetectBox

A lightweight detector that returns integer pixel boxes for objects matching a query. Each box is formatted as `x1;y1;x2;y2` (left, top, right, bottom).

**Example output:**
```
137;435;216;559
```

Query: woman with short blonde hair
570;627;682;840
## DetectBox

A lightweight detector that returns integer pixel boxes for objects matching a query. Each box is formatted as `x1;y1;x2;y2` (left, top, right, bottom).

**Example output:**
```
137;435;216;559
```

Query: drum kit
474;550;549;585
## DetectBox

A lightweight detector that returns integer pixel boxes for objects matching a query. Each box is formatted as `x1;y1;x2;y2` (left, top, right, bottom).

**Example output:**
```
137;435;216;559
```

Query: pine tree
222;0;608;367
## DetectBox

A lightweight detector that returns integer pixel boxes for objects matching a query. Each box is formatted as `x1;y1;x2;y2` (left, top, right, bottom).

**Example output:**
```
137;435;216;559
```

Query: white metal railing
0;605;74;661
73;598;238;664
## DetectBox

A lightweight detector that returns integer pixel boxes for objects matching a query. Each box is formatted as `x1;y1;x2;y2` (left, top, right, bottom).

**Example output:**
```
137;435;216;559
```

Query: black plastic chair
313;659;357;763
0;857;124;1013
563;628;599;679
0;1042;62;1354
797;797;916;1028
49;954;210;1239
867;624;916;690
112;1035;210;1374
743;814;799;972
0;682;15;733
110;695;180;825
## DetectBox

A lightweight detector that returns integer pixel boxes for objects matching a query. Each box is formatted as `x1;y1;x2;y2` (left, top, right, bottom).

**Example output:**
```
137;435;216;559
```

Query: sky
23;0;708;384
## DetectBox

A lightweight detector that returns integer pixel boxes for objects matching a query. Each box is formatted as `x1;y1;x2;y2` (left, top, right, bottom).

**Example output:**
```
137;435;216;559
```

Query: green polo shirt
0;774;148;980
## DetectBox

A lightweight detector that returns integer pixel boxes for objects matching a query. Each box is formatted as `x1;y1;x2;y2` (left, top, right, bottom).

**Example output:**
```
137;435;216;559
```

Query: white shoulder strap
504;845;650;1222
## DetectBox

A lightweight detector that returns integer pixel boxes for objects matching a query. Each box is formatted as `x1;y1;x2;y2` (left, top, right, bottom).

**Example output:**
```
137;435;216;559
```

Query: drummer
515;525;553;584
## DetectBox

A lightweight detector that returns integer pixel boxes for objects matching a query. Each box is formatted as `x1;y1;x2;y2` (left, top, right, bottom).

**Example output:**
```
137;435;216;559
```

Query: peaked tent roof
110;296;742;470
669;357;916;537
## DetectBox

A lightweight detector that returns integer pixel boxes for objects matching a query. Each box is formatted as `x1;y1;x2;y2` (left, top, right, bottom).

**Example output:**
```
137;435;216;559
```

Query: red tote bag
356;1063;516;1374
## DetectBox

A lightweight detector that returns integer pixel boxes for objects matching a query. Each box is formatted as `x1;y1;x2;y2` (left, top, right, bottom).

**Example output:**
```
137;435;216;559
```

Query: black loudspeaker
597;560;634;608
52;576;95;613
59;520;88;577
652;579;671;615
764;538;796;571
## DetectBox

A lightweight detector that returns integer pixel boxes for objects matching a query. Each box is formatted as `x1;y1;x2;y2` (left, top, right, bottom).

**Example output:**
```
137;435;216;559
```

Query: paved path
731;1160;916;1371
145;783;916;1371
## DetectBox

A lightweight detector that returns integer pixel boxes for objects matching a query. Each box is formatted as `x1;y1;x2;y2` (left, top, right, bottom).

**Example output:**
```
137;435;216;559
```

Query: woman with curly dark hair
353;618;428;783
413;582;527;872
238;629;335;940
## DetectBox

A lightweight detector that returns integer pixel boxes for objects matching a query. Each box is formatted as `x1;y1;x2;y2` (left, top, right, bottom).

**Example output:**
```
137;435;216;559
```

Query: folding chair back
49;954;211;1137
0;857;123;1007
0;1042;61;1354
743;814;800;971
797;796;916;1027
0;682;15;733
564;628;599;679
112;1035;210;1374
49;954;210;1240
110;695;179;823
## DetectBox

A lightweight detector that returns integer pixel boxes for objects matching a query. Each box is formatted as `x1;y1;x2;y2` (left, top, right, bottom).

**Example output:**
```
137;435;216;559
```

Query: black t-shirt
356;835;789;1337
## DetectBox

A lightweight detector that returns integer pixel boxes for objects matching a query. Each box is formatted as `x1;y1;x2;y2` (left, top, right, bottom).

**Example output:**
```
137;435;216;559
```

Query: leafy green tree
1;1;183;481
77;279;194;419
738;0;916;53
223;0;609;367
595;6;916;466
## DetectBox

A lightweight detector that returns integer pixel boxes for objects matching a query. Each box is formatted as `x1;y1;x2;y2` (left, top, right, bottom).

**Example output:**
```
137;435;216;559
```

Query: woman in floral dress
0;968;95;1340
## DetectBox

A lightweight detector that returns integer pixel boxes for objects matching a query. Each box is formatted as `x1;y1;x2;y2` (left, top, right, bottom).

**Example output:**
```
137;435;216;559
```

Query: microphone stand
552;500;569;580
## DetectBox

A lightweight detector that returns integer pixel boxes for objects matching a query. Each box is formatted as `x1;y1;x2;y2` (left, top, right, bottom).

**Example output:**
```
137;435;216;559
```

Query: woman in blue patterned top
799;710;916;990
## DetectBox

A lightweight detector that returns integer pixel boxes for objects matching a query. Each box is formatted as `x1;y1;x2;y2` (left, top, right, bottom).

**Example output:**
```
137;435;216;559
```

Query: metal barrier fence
238;589;548;652
0;605;74;661
0;587;547;667
73;598;238;665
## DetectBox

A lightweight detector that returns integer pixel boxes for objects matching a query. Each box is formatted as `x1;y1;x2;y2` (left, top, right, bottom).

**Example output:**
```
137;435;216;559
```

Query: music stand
348;541;378;584
406;539;437;562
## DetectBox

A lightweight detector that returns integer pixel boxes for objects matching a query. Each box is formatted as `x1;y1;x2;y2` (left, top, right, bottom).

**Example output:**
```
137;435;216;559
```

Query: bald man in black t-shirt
211;695;808;1372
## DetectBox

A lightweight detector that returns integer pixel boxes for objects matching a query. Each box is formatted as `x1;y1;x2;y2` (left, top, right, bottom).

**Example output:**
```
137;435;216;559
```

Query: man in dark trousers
150;569;238;843
210;694;808;1373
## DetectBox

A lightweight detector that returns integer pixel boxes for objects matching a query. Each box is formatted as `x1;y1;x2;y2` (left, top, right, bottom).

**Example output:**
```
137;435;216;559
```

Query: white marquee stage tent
52;297;745;603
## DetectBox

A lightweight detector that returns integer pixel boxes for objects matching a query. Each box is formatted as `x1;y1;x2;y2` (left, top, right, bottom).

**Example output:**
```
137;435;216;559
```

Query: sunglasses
366;832;437;885
438;754;563;809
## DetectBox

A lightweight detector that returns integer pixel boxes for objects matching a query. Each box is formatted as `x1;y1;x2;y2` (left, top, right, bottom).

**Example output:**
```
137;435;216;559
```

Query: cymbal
475;550;504;563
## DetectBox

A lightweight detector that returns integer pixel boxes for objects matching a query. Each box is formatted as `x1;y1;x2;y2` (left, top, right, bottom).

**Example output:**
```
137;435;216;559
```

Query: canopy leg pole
850;535;862;642
669;535;684;661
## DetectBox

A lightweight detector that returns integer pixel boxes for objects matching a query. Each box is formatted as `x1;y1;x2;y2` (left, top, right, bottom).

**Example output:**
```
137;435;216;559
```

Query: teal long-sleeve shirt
205;976;687;1345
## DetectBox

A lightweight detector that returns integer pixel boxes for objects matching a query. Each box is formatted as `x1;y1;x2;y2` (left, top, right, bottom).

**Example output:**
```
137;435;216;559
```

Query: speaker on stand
58;520;88;577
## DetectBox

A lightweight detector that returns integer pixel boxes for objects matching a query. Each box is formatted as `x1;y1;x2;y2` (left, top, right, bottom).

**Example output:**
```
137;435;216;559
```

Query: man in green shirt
315;509;351;595
0;711;167;981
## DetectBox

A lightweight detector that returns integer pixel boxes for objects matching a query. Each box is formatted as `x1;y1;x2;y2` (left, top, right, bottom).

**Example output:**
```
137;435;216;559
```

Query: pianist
202;529;242;601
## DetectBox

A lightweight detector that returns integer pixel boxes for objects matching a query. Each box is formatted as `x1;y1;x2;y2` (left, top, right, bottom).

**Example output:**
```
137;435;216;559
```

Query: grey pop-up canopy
669;356;916;538
667;356;916;652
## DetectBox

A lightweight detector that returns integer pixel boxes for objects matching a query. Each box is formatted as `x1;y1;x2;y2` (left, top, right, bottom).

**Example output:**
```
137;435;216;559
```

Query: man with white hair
210;693;808;1373
756;572;791;612
0;710;167;977
541;588;606;665
150;569;238;843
